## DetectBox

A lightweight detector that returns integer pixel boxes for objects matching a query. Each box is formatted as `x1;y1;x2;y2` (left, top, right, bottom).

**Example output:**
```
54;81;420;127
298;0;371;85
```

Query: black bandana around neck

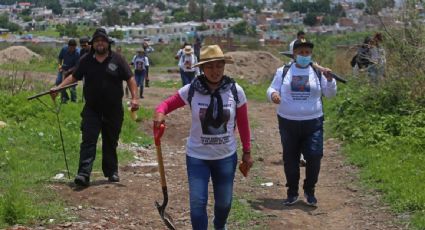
192;75;235;129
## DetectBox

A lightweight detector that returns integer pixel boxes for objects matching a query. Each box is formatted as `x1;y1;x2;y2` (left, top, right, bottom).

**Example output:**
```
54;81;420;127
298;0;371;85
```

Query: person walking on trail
368;33;386;84
51;28;140;187
267;39;337;207
154;45;253;230
194;37;202;61
178;45;200;86
79;36;91;57
175;41;190;61
56;39;80;103
289;31;306;55
131;48;149;98
142;41;154;87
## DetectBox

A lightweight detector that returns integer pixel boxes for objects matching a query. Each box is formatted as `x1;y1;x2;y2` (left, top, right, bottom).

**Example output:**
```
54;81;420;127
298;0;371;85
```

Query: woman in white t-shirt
267;39;337;207
154;45;253;230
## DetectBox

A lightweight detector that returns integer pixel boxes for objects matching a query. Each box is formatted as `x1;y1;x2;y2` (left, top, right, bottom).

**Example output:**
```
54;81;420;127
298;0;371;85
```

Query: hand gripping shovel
153;123;176;230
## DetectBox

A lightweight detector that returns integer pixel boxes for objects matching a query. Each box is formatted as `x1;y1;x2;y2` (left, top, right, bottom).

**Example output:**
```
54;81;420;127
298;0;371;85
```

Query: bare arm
126;76;140;110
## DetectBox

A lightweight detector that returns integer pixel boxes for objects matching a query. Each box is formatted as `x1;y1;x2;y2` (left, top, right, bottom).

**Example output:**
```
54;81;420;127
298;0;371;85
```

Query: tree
101;8;123;26
188;0;198;16
109;30;124;39
211;0;227;19
231;21;256;36
130;11;144;25
56;23;79;37
156;2;166;11
0;13;21;32
303;12;318;26
140;12;153;25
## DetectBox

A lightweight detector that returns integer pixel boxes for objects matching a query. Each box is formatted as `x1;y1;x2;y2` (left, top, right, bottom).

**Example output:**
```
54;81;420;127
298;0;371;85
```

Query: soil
0;46;42;65
224;51;283;83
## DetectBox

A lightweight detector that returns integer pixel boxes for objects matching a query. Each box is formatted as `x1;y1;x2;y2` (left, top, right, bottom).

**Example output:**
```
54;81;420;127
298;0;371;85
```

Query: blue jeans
186;153;237;230
278;116;324;197
134;70;146;97
180;68;196;86
56;71;76;102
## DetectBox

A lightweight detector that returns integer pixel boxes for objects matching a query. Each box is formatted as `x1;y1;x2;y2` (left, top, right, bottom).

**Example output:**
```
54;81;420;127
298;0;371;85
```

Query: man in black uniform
51;28;140;187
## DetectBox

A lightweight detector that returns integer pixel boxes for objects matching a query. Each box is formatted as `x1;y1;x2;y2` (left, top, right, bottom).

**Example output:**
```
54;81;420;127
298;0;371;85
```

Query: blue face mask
296;55;312;67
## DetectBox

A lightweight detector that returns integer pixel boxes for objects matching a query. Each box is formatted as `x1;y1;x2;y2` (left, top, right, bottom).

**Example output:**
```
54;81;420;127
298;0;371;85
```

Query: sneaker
108;173;120;182
74;175;89;187
140;95;144;99
283;195;298;206
304;193;317;207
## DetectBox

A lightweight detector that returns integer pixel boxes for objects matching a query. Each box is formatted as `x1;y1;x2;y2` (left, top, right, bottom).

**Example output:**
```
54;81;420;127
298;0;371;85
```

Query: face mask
296;55;312;67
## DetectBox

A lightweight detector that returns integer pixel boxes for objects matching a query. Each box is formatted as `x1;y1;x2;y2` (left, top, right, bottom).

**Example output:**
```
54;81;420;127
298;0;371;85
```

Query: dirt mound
224;51;283;83
0;46;42;64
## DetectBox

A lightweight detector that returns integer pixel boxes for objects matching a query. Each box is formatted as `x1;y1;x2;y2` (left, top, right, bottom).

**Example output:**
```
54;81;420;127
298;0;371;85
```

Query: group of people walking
51;27;341;230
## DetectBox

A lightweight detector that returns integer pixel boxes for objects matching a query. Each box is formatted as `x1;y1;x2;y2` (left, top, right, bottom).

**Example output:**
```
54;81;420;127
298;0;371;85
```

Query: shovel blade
155;201;176;230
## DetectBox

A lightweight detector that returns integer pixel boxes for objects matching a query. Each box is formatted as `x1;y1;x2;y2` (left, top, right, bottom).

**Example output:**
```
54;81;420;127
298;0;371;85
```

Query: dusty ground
0;46;42;65
5;78;407;230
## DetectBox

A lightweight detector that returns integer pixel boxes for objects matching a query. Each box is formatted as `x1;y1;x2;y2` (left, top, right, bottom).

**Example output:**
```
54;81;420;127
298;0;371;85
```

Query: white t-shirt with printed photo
267;64;337;120
178;83;247;160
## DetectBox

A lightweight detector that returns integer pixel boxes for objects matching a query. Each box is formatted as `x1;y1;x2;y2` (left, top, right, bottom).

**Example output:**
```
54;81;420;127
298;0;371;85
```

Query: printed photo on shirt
291;75;311;101
199;107;230;135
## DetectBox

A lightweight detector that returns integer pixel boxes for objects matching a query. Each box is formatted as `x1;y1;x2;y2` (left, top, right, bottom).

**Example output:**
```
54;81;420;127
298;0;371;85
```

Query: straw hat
193;45;234;67
183;45;193;54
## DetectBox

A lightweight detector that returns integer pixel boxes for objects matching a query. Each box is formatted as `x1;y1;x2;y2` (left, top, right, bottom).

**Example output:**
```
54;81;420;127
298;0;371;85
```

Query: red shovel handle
154;122;165;146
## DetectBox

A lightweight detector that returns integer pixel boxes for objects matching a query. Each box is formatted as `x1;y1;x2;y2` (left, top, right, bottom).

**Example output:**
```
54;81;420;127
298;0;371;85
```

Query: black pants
77;106;123;179
278;115;324;197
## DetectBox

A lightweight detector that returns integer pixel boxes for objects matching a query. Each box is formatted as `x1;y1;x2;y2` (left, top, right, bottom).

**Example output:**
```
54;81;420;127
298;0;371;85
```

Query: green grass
30;28;60;37
228;197;265;229
235;79;270;102
325;77;425;229
150;79;180;89
0;81;152;228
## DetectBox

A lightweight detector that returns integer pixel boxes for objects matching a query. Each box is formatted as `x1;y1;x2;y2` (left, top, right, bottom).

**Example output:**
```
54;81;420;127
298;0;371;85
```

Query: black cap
89;28;110;44
68;39;77;46
293;39;314;50
79;36;90;44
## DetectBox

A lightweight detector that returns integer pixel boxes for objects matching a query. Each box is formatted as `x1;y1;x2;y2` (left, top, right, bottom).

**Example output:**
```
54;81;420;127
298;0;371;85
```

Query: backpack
187;80;239;109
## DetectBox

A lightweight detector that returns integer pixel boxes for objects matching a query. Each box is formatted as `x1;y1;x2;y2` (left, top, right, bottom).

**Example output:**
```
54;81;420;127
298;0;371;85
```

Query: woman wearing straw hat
178;45;200;86
154;45;253;230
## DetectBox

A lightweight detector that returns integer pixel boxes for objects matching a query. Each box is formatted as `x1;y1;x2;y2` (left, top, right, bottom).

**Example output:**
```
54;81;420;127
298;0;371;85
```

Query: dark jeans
56;71;76;102
77;106;123;179
180;69;196;86
278;115;324;197
135;70;146;97
186;153;237;230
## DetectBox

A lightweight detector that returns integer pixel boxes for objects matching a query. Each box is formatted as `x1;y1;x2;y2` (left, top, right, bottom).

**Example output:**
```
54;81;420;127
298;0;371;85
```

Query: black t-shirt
73;51;132;113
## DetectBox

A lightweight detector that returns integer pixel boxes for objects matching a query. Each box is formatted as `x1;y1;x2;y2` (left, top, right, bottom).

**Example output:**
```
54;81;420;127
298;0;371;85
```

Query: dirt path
12;82;406;230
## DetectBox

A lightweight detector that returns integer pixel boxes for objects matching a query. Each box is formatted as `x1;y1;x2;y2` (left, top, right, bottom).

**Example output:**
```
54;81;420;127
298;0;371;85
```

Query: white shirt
178;83;247;160
289;39;297;55
178;53;200;75
267;64;337;120
131;55;149;71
